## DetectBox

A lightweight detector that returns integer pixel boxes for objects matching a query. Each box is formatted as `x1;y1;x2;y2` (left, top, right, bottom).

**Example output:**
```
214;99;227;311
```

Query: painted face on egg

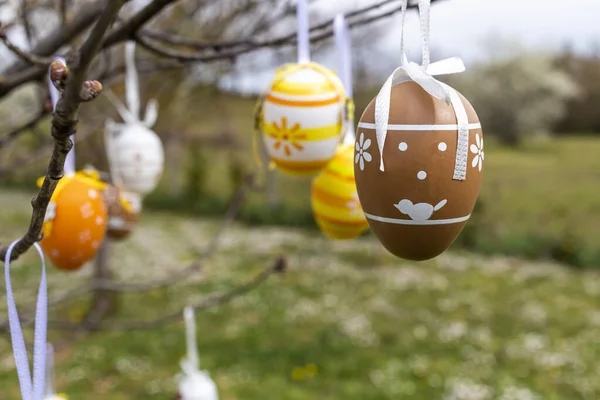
354;81;483;261
311;143;369;239
261;62;346;177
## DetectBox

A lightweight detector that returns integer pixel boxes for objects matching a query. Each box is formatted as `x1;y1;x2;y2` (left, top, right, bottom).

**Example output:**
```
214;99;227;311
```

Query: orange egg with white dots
37;171;108;271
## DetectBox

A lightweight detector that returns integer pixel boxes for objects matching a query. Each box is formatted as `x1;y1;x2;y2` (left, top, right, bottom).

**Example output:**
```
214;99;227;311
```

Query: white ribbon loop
4;240;48;400
184;306;199;371
372;0;469;180
125;41;141;120
296;0;310;64
44;344;55;397
334;13;356;146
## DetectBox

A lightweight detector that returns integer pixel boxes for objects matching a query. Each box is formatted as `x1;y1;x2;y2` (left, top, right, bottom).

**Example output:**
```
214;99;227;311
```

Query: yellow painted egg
261;62;346;177
311;143;369;239
37;171;108;271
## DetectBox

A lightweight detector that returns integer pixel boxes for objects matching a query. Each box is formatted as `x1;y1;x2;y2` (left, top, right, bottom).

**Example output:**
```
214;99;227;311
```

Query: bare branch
0;109;48;150
54;256;287;332
133;0;440;63
102;0;182;49
0;0;105;97
0;0;126;264
0;27;54;66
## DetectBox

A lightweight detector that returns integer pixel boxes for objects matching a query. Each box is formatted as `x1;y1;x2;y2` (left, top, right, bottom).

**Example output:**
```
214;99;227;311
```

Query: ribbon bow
374;0;470;181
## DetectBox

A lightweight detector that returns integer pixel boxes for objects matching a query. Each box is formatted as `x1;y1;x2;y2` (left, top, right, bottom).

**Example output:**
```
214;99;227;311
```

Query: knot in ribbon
373;0;470;181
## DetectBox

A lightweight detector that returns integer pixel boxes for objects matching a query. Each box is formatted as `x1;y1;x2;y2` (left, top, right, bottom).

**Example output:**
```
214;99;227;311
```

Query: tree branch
133;0;440;63
54;256;287;332
0;0;126;264
101;0;182;49
0;109;48;149
0;0;105;97
0;27;54;66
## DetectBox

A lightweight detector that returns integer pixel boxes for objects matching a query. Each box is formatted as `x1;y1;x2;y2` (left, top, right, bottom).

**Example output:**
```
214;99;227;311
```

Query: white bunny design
104;41;164;195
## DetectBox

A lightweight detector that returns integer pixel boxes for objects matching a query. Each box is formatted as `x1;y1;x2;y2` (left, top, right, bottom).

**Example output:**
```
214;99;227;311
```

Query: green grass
1;191;600;399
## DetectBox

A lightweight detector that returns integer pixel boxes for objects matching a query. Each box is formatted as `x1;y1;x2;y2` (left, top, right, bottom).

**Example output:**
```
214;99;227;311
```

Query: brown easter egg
103;184;142;240
354;81;484;261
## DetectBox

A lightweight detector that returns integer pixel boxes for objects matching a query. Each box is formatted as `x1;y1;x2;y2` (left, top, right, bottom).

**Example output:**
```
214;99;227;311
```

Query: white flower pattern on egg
80;202;94;218
355;132;372;171
470;133;484;172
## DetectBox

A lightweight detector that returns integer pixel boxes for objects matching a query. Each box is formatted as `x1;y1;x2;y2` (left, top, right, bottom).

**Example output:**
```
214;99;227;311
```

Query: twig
0;0;126;264
0;168;258;331
0;0;444;99
20;0;34;47
140;0;404;52
101;0;182;49
91;172;256;292
0;109;48;149
133;0;439;63
0;0;105;97
51;256;287;331
60;0;68;25
0;28;54;66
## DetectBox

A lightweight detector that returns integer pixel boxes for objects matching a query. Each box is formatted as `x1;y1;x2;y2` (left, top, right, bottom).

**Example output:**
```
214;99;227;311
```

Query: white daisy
470;133;484;172
354;132;372;171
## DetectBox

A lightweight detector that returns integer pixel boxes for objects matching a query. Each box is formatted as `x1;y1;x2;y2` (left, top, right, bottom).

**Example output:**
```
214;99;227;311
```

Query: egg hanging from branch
38;171;108;271
104;41;164;196
103;184;142;240
258;62;347;177
311;143;369;239
354;80;483;261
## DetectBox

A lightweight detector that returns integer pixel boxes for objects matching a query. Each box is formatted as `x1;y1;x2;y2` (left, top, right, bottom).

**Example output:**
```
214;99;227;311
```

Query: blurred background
0;0;599;398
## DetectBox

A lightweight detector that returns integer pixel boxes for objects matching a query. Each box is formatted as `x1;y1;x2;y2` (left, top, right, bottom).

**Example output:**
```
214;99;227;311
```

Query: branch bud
80;80;103;102
50;60;69;91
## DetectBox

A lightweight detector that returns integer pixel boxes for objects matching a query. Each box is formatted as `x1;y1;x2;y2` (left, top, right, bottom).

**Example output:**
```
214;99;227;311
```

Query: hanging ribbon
44;344;55;398
296;0;310;64
125;41;141;120
49;57;75;177
374;0;469;180
177;307;219;400
4;240;48;400
184;306;199;371
334;14;356;146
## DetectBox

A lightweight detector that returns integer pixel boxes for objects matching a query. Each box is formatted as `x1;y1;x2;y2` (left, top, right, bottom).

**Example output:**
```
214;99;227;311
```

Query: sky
220;0;600;94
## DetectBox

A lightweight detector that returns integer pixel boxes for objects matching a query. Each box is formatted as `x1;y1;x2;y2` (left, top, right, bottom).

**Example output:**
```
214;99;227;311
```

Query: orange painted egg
260;62;346;177
38;172;108;271
311;143;369;239
354;81;483;261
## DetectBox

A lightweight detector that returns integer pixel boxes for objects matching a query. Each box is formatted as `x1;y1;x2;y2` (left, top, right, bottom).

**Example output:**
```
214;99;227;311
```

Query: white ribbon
177;307;219;400
334;14;356;146
296;0;310;64
4;240;48;400
374;0;469;180
184;307;199;371
49;57;75;176
43;344;55;398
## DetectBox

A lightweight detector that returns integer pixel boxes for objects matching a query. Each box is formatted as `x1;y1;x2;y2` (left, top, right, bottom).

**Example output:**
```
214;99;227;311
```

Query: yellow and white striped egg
311;143;369;239
261;62;346;177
